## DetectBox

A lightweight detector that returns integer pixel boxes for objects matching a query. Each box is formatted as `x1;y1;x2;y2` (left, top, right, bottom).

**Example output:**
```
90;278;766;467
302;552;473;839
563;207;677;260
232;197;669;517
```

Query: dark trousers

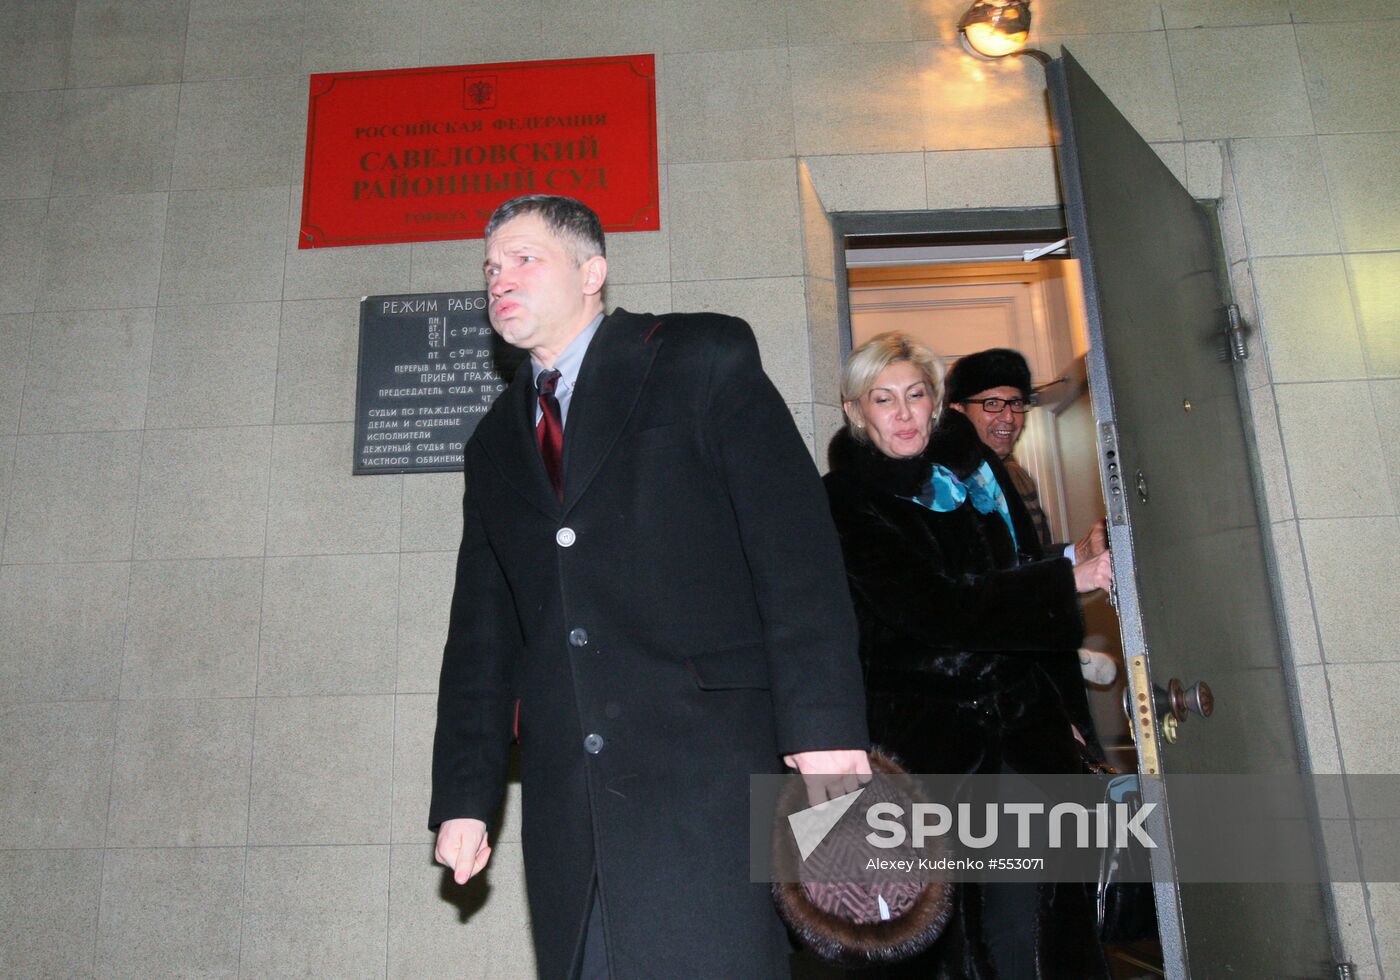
982;881;1039;978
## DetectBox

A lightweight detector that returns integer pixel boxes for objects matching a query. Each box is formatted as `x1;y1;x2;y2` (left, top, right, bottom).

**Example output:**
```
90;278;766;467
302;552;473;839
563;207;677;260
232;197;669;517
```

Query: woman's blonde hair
841;332;946;442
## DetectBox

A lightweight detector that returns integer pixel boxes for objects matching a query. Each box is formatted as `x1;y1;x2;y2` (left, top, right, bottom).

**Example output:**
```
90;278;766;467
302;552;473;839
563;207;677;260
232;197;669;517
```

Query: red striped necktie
536;369;563;500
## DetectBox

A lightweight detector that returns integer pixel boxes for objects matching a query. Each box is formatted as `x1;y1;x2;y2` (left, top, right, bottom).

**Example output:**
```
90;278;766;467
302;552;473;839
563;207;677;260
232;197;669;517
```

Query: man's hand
1073;517;1108;563
435;817;492;885
783;749;873;807
1072;548;1113;594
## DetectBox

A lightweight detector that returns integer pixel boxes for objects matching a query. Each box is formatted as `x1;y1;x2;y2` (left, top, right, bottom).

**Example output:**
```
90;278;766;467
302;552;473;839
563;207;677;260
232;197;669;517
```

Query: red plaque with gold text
300;55;658;248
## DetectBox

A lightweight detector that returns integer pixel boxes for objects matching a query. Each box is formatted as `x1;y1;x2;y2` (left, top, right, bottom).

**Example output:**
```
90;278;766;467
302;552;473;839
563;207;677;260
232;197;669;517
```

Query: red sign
300;55;658;248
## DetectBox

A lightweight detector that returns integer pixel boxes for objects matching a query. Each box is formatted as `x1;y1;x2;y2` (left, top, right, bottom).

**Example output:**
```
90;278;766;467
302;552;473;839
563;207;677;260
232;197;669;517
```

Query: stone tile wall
0;0;1395;974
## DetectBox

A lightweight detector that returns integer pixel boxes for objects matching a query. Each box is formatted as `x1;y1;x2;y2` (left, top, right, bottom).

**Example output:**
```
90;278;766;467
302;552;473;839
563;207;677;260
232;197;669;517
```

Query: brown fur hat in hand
771;749;953;965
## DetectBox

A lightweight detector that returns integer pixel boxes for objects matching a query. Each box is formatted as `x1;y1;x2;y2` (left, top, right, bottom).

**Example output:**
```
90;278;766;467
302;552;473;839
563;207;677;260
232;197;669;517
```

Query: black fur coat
823;410;1109;978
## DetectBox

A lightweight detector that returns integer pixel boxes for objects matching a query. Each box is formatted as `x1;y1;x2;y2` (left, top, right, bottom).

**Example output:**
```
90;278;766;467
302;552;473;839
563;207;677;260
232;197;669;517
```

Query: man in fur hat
945;348;1115;687
944;347;1107;571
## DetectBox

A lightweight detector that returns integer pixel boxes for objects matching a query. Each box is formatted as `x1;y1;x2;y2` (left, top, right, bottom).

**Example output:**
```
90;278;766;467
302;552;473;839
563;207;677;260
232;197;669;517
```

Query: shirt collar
531;311;605;395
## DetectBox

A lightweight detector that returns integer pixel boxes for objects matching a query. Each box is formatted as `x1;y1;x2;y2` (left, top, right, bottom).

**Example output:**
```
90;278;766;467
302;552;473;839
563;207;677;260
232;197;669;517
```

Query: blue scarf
906;460;1018;552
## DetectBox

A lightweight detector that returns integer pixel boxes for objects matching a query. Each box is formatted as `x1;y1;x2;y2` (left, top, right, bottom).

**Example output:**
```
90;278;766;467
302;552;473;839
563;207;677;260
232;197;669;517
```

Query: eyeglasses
961;396;1035;414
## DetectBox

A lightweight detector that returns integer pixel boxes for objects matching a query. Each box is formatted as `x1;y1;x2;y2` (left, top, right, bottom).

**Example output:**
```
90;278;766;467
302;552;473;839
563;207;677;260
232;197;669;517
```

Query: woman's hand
1072;548;1113;594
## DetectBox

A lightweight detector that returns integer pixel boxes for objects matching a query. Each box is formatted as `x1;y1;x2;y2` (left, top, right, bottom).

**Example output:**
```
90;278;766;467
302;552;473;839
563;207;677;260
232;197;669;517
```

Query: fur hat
771;749;953;965
945;348;1032;404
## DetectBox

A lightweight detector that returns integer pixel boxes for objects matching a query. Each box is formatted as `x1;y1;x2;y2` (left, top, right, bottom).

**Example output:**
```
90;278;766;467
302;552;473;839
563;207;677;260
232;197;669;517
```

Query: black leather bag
1096;773;1159;944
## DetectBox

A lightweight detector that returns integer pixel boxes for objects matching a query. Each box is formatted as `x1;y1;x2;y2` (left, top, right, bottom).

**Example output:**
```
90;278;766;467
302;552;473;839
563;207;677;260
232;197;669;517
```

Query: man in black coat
430;195;870;978
945;348;1119;691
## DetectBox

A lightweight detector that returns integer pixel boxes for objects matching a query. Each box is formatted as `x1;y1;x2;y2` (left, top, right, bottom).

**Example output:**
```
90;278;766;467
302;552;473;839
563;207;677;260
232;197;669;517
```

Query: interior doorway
842;229;1135;771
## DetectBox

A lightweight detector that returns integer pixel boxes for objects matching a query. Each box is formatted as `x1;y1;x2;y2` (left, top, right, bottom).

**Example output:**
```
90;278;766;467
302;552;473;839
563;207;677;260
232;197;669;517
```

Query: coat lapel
989;452;1045;562
474;361;561;519
560;311;659;513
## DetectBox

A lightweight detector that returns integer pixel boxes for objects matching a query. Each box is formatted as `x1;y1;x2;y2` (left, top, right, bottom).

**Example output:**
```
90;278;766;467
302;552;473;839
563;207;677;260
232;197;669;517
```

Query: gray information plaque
353;290;516;475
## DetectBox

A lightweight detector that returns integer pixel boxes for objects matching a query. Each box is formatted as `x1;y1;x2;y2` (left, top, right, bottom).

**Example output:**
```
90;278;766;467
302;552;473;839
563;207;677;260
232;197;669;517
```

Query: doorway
832;215;1155;976
841;221;1135;771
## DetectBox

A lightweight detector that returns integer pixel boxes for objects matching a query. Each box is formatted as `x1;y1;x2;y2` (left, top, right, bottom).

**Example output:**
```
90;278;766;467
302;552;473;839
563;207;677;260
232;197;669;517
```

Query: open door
1048;52;1335;977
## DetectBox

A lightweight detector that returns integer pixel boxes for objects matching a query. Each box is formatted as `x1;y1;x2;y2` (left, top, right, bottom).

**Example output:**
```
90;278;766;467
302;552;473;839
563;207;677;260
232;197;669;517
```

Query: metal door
1048;51;1335;977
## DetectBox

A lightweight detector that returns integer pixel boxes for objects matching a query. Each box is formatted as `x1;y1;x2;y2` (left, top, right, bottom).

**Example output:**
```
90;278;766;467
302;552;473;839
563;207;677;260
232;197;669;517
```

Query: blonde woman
823;332;1111;978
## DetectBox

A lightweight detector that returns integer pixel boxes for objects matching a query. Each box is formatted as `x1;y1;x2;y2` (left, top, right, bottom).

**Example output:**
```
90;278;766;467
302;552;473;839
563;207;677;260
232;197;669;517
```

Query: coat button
583;733;605;754
556;527;576;547
569;628;589;648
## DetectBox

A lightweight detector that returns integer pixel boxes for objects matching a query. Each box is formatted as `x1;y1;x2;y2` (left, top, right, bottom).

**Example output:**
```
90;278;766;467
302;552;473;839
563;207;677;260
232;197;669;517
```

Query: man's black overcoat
431;309;869;978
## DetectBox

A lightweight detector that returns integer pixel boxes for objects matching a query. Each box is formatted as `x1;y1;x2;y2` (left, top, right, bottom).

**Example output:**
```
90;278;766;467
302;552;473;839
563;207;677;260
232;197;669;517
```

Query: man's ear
948;402;968;416
580;255;607;297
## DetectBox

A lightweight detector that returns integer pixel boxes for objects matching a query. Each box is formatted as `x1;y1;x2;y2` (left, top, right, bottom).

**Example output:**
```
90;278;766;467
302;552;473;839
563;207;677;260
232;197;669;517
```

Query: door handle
1183;680;1213;718
1123;678;1214;746
1156;678;1214;723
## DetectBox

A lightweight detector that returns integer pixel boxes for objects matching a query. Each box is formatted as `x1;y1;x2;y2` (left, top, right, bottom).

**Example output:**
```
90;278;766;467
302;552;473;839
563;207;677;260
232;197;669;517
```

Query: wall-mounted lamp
958;0;1048;63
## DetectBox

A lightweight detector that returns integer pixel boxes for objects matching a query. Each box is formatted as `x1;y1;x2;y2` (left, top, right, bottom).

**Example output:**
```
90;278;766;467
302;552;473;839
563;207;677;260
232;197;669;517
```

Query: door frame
831;207;1068;362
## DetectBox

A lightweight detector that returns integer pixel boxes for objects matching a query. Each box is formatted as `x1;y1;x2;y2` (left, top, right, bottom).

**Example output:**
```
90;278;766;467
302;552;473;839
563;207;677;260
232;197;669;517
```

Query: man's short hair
485;195;606;264
943;348;1032;406
841;332;945;444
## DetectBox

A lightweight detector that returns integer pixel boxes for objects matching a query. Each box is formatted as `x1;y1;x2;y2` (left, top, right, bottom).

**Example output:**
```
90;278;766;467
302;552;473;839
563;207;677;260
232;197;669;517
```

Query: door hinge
1225;303;1250;362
